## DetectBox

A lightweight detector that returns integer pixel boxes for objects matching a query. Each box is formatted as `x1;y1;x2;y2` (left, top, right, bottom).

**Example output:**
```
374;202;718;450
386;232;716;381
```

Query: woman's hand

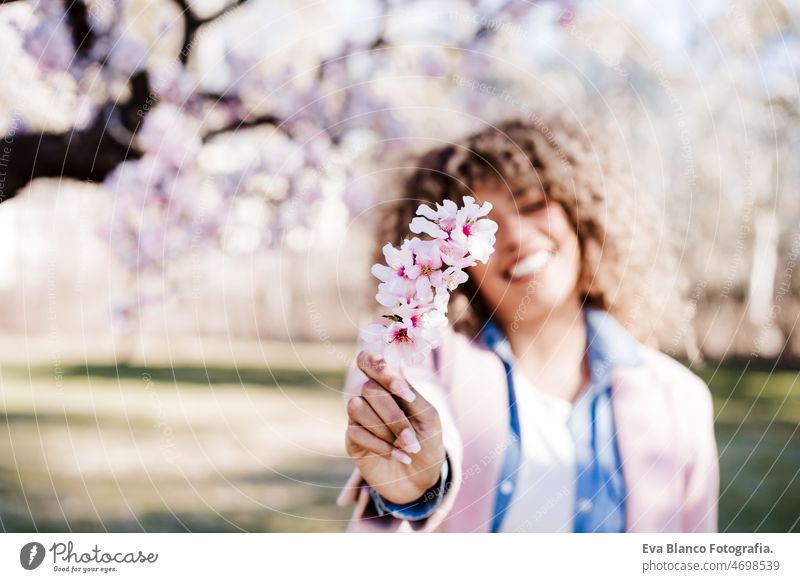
344;350;446;505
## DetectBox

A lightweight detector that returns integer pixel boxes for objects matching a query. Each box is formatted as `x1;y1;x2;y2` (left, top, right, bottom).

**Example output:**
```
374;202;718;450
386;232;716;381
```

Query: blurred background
0;0;798;532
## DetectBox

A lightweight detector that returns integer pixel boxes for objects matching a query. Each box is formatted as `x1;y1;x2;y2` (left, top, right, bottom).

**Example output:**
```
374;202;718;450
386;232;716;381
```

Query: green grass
694;361;800;532
1;359;798;532
46;363;347;391
0;361;354;533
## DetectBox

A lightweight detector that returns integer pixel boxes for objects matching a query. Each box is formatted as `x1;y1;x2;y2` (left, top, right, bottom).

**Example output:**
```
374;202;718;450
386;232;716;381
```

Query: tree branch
203;113;281;142
64;0;96;57
0;113;141;203
199;0;248;25
172;0;249;65
0;0;257;202
0;71;154;202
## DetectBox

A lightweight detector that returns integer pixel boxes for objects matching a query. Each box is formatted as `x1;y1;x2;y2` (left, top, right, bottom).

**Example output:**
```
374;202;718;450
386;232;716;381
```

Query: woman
336;113;719;533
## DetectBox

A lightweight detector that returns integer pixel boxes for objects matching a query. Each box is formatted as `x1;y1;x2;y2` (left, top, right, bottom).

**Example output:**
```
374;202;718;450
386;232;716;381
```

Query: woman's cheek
483;270;514;314
545;245;581;299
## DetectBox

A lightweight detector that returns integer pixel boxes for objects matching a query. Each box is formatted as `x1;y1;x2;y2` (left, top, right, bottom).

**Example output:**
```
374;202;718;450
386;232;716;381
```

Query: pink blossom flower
410;195;497;263
23;19;75;74
437;239;476;269
137;104;202;168
450;196;498;263
440;265;469;291
376;276;417;308
360;313;443;369
407;237;444;303
363;197;497;369
372;237;470;310
409;199;459;239
371;241;416;282
394;301;448;331
371;240;419;306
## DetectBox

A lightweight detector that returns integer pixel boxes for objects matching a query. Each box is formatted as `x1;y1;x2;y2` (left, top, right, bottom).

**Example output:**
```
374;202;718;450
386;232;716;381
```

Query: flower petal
371;263;394;282
410;216;446;239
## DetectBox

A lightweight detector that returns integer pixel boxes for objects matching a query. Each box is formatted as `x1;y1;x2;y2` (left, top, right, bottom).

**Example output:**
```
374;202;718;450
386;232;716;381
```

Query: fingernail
391;380;415;403
391;449;412;465
399;428;421;454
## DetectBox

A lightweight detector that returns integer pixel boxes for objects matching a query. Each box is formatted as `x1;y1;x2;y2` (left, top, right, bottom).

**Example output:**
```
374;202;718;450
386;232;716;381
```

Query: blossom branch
0;71;152;202
202;113;283;142
171;0;250;65
64;0;96;57
362;196;497;369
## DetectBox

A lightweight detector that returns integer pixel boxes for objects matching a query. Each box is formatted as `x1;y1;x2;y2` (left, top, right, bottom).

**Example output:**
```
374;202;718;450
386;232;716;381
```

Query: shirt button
500;480;514;495
577;498;593;513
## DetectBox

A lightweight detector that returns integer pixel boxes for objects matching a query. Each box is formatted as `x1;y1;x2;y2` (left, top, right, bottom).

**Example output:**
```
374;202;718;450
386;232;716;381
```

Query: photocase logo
20;542;46;570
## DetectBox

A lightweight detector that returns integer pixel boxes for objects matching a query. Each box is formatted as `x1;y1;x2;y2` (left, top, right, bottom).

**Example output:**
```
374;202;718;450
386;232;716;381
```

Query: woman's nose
495;213;525;254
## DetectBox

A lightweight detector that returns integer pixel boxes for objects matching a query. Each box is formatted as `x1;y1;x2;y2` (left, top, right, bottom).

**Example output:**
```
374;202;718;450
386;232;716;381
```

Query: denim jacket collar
481;306;642;388
583;307;642;391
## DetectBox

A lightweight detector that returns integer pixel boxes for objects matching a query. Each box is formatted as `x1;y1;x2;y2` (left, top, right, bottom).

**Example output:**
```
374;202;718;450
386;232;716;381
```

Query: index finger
356;350;416;404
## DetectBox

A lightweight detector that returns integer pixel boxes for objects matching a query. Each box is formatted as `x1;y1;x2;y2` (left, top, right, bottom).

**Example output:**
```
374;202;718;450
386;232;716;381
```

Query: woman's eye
520;201;547;214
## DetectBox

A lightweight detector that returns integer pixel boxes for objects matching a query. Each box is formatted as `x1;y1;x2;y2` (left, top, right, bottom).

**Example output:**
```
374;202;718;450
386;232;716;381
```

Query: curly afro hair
372;111;692;351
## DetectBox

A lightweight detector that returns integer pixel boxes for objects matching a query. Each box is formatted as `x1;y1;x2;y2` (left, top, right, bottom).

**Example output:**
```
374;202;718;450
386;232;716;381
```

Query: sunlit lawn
1;357;797;532
694;360;800;532
0;362;354;532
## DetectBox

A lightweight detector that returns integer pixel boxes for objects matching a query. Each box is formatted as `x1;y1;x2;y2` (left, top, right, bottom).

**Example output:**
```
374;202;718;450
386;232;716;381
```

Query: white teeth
509;250;552;280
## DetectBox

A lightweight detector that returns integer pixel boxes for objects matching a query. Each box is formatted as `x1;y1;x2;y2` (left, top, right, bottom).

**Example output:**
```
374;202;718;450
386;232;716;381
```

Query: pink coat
336;324;719;533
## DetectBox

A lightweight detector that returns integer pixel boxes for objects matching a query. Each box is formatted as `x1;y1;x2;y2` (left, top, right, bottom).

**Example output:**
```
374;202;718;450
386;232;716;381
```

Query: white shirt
498;370;580;533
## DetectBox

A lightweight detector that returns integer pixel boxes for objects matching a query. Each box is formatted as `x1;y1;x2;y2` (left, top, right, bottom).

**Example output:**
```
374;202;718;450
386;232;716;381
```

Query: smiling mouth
505;249;554;281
